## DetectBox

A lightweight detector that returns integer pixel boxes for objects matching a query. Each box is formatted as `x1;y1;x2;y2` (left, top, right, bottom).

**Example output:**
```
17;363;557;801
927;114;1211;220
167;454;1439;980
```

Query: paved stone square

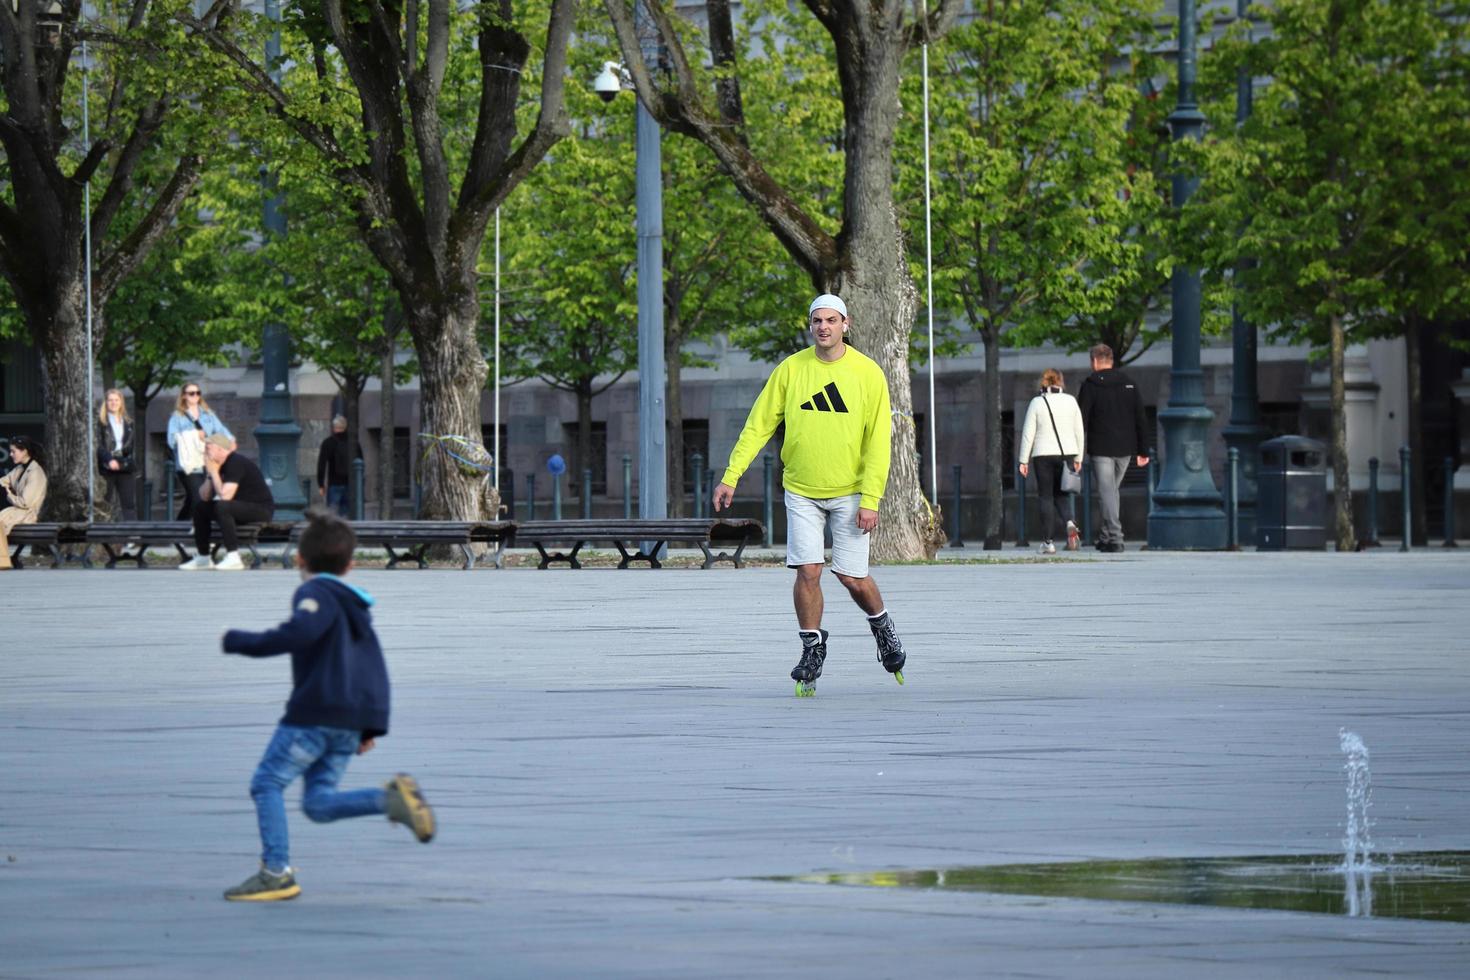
3;551;1469;977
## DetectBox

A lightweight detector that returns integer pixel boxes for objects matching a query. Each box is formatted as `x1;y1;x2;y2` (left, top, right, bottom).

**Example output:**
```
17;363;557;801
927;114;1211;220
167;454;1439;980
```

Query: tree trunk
410;298;491;521
981;326;1004;549
1329;313;1356;551
1405;317;1427;545
380;336;396;519
37;288;90;522
665;307;685;517
832;237;936;561
576;377;593;510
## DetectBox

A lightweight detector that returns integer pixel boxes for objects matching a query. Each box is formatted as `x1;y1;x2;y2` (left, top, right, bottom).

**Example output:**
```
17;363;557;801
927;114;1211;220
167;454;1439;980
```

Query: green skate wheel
893;670;904;686
795;681;816;698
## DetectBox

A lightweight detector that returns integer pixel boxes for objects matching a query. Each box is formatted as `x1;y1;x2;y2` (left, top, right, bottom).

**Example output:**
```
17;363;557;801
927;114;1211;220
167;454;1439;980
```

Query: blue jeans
249;724;385;871
326;484;350;518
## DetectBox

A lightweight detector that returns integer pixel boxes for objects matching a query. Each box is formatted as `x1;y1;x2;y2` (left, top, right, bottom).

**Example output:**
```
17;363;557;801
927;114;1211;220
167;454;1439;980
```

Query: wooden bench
513;518;765;569
84;521;291;569
281;520;517;570
6;523;88;568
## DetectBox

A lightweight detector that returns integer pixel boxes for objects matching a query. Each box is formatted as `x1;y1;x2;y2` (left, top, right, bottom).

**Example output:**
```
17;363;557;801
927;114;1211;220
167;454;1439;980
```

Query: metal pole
920;0;938;507
582;468;593;519
948;464;963;547
352;458;365;520
635;3;667;541
1400;445;1411;552
762;453;774;547
1227;447;1240;550
1443;456;1457;548
1148;0;1227;550
691;452;705;519
553;471;562;521
142;480;153;521
83;37;94;520
166;476;175;521
254;0;305;518
622;454;633;519
526;473;536;520
1366;457;1380;546
493;208;501;496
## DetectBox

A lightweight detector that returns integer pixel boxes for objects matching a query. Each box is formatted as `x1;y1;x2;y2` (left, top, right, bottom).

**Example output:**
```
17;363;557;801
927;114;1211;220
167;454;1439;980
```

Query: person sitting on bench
180;435;275;572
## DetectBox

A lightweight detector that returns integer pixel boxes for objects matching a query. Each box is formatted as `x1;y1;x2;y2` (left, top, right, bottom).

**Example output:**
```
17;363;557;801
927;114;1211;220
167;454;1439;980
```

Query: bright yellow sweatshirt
721;345;892;510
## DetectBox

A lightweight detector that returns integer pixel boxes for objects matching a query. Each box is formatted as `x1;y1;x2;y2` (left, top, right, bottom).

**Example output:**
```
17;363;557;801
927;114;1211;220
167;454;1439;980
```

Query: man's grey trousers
1092;455;1131;544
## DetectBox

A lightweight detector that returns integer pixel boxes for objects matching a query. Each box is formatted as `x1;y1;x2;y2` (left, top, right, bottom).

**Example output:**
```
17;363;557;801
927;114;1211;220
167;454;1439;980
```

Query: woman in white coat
1018;369;1085;554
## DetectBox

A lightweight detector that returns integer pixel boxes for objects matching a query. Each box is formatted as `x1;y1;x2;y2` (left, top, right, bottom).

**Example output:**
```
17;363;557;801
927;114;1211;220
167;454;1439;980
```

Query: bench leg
488;539;506;569
615;540;664;570
535;541;583;569
460;543;475;571
699;540;749;569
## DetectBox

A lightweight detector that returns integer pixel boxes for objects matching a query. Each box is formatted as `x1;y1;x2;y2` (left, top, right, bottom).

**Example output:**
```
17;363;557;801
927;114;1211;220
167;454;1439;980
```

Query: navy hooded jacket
223;575;390;739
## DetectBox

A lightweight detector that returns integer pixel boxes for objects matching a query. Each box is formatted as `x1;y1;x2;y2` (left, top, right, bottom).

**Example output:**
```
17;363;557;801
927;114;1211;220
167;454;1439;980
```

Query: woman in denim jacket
167;381;234;520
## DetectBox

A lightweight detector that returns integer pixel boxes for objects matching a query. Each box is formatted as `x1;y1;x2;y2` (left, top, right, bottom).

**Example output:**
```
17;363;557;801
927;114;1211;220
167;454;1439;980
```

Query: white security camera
594;61;624;103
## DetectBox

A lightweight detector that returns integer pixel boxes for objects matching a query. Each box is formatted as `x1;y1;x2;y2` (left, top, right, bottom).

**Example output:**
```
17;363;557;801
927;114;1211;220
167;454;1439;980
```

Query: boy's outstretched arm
223;593;335;657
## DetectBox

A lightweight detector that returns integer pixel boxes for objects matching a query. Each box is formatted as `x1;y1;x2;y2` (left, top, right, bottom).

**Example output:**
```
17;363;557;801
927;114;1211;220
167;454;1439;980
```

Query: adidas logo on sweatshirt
799;382;849;413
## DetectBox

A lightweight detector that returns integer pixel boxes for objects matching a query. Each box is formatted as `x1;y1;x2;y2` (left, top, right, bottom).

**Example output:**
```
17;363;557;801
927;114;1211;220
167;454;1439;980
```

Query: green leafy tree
192;0;576;522
605;0;967;559
0;2;239;518
903;0;1158;548
1187;0;1470;550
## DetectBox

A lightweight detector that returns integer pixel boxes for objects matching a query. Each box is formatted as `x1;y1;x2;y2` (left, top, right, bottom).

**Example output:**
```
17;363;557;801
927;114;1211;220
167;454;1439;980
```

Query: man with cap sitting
712;293;908;696
181;434;275;571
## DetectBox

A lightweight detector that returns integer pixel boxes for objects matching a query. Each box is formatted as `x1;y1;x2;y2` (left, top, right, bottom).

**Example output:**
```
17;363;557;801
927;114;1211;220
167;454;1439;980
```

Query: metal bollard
1016;466;1029;547
552;470;562;520
167;472;176;518
526;473;536;520
352;458;365;520
582;468;593;519
762;453;774;547
623;454;633;519
1444;456;1457;548
1081;463;1093;546
1366;457;1380;546
691;452;705;519
950;464;964;548
1227;447;1240;550
301;477;313;506
1400;445;1411;552
143;479;154;520
1146;449;1158;514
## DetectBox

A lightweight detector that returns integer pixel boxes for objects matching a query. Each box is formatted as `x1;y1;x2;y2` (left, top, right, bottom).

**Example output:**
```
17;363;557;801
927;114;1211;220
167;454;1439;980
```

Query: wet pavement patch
772;852;1470;923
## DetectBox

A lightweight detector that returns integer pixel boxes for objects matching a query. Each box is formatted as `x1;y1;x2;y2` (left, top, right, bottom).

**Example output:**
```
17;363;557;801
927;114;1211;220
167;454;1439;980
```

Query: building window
1259;402;1301;440
561;421;608;494
683;418;710;491
480;423;509;476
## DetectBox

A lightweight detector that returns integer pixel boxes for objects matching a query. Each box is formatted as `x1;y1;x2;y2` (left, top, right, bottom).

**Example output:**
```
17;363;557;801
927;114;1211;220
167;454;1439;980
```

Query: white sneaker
214;551;246;571
1039;541;1057;555
179;554;213;571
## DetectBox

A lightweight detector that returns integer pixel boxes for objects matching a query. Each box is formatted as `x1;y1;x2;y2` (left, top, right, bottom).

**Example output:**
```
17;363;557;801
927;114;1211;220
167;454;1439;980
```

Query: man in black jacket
1076;344;1150;552
315;416;362;518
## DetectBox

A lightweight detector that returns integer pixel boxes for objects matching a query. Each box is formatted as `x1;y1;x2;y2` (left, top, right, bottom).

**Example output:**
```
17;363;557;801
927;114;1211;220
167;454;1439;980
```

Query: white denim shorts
785;490;870;578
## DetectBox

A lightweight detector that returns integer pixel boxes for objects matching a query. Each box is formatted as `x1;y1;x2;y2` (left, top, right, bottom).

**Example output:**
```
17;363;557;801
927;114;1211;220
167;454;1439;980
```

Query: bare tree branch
95;152;203;300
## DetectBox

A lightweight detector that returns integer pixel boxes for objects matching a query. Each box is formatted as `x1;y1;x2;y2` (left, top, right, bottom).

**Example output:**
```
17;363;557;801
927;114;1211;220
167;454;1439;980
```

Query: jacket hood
312;574;375;641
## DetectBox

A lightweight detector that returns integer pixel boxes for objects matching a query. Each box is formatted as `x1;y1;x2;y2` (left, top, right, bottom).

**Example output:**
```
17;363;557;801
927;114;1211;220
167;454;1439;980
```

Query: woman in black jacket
96;388;138;521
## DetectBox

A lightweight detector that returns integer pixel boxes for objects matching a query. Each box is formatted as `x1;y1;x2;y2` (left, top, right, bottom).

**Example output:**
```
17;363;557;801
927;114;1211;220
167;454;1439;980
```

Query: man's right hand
712;483;735;512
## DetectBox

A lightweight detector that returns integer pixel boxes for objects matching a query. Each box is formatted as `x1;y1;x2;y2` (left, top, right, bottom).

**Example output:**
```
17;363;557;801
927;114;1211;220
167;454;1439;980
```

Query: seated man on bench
181;434;275;571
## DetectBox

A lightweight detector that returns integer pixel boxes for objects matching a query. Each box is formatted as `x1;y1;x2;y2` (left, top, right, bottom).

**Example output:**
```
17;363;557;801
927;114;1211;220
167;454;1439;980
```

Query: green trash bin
1257;435;1327;550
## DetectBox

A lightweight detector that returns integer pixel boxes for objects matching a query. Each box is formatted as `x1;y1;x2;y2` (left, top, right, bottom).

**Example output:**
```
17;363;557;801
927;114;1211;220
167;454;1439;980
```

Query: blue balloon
547;453;566;476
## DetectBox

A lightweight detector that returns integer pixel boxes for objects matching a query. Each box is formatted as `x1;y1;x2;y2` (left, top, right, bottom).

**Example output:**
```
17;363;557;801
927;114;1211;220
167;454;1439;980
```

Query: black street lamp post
252;0;305;518
1221;0;1266;543
1148;0;1228;550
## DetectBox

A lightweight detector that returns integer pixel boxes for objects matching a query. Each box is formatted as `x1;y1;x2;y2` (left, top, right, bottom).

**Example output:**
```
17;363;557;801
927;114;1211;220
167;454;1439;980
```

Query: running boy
221;510;434;901
713;293;907;696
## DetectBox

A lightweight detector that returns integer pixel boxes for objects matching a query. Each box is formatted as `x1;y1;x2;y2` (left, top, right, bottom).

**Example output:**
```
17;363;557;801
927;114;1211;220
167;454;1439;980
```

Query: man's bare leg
833;571;884;616
794;563;825;630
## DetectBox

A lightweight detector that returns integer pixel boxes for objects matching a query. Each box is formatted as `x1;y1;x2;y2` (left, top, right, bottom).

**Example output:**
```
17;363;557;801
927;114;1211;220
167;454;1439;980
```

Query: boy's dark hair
299;508;356;575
